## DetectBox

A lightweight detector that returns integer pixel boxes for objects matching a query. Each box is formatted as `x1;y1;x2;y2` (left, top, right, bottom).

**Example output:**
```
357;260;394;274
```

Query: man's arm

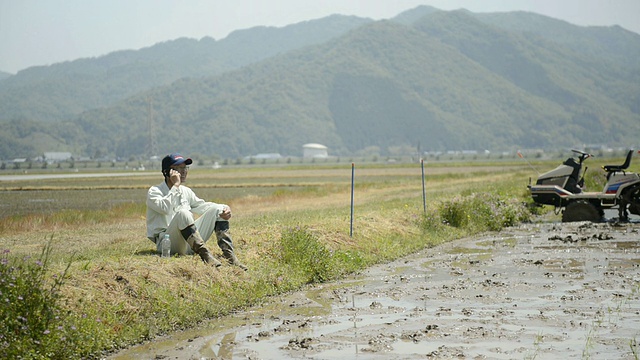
186;188;231;219
146;185;180;214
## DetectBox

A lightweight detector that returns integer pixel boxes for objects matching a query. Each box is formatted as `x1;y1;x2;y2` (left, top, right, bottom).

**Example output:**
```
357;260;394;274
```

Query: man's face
170;164;189;183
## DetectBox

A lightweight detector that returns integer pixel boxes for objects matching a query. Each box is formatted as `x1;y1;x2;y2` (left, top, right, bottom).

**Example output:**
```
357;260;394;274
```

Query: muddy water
108;221;640;360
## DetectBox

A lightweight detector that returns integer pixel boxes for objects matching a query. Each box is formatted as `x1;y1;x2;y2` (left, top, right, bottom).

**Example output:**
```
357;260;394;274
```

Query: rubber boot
187;232;222;267
216;229;248;271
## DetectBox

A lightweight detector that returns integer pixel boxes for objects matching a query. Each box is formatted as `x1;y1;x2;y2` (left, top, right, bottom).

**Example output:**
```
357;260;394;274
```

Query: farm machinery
528;149;640;222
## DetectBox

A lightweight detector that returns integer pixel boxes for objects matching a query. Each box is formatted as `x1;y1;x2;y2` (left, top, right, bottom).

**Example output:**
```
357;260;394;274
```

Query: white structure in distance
303;143;328;158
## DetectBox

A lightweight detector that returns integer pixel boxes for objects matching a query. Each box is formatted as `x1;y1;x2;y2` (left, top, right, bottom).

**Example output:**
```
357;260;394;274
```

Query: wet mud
109;220;640;360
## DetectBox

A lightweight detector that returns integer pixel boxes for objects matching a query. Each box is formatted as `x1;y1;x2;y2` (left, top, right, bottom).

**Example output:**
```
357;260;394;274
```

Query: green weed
278;226;338;283
435;192;530;232
0;236;76;359
524;331;544;360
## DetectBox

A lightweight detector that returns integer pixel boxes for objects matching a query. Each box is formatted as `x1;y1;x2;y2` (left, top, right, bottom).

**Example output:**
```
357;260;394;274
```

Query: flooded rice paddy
109;220;640;359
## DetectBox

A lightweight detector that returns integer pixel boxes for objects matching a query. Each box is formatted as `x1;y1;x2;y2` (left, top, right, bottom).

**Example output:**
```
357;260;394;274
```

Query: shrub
437;193;530;232
278;227;335;283
0;238;74;359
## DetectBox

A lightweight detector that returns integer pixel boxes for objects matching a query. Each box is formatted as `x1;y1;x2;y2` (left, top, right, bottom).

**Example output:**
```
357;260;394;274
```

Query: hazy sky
1;0;638;74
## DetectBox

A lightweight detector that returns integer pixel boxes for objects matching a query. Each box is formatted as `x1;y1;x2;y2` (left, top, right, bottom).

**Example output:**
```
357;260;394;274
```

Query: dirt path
110;220;640;360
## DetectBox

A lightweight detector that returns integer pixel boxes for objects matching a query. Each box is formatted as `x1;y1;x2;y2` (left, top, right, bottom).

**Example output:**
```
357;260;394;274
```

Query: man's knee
215;220;230;233
173;209;195;229
180;224;197;241
175;208;193;220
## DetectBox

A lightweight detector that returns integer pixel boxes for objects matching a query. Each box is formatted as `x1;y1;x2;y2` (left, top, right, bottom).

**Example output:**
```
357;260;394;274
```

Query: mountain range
0;5;638;160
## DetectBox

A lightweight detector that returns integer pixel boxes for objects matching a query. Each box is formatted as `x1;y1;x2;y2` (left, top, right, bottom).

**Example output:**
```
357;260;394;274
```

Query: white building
303;143;328;158
44;152;73;163
254;153;282;159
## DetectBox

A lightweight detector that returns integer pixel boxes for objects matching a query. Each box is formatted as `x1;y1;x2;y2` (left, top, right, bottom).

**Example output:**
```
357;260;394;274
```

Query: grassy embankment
2;158;610;359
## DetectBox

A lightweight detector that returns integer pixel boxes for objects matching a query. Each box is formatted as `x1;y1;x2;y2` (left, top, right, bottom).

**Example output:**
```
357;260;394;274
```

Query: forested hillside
474;10;640;68
0;15;371;123
0;6;638;160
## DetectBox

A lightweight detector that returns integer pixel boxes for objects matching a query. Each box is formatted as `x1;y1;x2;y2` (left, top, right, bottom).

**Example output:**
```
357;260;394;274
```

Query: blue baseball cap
162;153;192;172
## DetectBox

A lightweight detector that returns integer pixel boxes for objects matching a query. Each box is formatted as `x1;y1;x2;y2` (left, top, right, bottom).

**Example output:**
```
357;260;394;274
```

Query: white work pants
157;206;225;255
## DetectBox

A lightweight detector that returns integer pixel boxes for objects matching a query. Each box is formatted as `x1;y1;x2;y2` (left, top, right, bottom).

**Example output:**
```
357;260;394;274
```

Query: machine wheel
626;186;640;216
562;200;602;223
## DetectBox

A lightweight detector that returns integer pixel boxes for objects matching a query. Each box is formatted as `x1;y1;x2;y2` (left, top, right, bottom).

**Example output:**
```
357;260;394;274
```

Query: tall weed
0;237;75;359
435;192;530;232
278;227;337;283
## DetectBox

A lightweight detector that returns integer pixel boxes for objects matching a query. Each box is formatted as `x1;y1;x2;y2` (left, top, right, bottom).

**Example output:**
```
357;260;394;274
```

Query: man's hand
220;206;232;220
169;169;181;187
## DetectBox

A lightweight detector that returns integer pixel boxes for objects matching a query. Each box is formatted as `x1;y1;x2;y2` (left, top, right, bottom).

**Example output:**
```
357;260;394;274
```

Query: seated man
146;153;247;270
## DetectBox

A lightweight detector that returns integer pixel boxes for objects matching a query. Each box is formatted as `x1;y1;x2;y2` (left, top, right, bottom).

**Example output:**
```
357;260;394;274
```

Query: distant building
244;153;283;161
254;153;282;159
303;143;328;158
44;152;73;163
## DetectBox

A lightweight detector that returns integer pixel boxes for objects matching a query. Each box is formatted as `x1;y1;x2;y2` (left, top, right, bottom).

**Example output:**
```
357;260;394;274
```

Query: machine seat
603;150;633;173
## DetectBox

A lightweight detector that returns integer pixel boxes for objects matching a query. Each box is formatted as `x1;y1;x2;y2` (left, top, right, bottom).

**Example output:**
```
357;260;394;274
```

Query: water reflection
201;332;235;359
